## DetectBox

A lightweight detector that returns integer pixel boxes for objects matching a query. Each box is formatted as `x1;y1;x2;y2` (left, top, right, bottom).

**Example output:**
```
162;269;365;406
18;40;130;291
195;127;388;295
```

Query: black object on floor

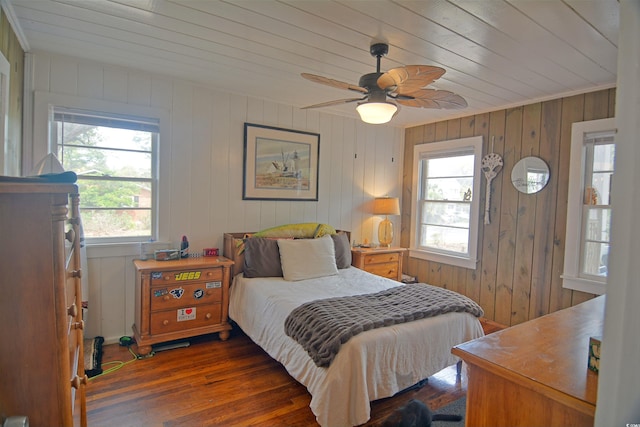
84;336;105;378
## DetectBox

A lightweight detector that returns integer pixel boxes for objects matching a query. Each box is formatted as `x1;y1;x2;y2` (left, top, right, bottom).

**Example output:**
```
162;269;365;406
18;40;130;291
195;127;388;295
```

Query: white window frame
562;117;616;295
33;92;169;245
409;136;483;269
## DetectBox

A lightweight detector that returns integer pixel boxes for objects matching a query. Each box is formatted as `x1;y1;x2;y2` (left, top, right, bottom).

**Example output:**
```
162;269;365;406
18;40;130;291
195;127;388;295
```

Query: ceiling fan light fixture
356;101;397;124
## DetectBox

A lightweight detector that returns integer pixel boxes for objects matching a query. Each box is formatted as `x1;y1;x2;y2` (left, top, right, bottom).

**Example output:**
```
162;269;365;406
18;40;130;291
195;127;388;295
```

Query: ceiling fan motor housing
359;72;383;90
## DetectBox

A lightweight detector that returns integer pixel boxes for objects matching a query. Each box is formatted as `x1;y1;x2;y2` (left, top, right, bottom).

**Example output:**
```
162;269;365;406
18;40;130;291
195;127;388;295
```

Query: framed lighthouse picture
243;123;320;201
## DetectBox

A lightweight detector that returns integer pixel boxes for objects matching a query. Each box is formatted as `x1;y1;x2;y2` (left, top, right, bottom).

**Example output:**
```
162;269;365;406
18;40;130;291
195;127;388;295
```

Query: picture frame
243;123;320;201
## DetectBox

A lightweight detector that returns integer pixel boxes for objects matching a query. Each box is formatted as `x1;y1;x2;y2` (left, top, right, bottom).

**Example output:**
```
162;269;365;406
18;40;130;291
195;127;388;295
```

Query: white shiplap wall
26;52;405;343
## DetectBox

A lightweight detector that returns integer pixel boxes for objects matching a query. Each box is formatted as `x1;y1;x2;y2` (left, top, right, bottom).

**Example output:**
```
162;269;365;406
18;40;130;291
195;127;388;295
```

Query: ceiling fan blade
395;89;468;109
301;96;367;109
301;73;368;94
378;65;446;92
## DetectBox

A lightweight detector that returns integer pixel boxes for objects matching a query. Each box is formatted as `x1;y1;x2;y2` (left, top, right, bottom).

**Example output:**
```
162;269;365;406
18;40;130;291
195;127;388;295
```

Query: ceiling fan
301;43;467;124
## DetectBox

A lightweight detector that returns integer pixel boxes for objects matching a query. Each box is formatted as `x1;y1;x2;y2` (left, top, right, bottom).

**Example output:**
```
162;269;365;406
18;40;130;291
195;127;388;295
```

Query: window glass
581;140;615;278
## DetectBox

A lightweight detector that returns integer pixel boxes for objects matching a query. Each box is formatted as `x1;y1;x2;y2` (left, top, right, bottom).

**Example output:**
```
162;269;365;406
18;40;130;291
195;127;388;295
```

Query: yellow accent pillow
253;223;336;239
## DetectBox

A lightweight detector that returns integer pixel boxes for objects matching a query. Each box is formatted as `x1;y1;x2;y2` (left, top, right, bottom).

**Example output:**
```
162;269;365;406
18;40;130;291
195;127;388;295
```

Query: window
410;136;483;269
562;118;615;295
52;107;159;243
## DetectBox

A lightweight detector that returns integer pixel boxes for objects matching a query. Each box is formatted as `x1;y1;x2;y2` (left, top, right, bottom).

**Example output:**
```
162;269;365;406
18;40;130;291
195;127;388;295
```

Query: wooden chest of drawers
351;247;407;281
0;182;86;427
133;257;234;355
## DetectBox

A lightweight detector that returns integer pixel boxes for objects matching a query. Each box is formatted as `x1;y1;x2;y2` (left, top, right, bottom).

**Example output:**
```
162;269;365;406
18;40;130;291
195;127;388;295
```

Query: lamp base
378;217;393;248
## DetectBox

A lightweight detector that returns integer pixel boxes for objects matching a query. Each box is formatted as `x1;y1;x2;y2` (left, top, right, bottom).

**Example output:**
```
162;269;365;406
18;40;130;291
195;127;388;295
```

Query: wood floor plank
86;321;504;426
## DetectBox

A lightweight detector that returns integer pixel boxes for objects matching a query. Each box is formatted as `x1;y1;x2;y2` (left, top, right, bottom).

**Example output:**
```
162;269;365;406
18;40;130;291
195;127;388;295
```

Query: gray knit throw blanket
284;283;484;367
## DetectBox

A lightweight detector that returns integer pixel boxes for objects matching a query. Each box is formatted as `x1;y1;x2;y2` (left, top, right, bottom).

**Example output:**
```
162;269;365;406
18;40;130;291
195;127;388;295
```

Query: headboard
223;230;351;277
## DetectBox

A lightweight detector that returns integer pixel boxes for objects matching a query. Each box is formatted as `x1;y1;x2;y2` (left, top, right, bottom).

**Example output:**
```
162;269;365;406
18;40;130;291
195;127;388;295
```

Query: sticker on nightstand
193;289;204;300
174;271;201;281
154;288;168;298
177;307;196;322
151;272;163;280
169;287;185;299
206;281;222;288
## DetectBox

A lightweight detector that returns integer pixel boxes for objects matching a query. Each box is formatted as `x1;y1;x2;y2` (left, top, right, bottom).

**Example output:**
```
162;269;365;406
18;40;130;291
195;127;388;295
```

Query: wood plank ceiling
5;0;619;128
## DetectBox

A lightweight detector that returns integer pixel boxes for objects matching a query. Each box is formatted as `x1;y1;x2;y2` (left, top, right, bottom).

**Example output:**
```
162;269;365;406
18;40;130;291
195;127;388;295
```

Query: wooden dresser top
453;296;604;410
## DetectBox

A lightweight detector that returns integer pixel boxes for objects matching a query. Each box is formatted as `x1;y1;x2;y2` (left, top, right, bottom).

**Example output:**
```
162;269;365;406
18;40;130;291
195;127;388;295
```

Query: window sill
86;242;142;259
561;274;606;295
409;248;478;270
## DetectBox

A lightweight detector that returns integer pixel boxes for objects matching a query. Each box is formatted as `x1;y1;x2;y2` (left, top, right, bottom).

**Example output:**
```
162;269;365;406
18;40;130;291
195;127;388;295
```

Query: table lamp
373;197;400;247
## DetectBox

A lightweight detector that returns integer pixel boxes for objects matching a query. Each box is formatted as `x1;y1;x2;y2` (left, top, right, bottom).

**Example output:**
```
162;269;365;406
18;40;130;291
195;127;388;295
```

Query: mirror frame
511;156;550;194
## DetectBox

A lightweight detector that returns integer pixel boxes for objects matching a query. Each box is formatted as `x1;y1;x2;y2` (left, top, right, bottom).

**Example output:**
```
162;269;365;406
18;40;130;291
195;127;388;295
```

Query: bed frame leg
456;360;463;377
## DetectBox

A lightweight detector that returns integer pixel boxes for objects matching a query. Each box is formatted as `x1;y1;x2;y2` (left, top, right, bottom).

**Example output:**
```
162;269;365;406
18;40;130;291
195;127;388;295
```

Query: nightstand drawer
151;281;222;311
362;252;399;265
150;303;222;334
365;262;399;279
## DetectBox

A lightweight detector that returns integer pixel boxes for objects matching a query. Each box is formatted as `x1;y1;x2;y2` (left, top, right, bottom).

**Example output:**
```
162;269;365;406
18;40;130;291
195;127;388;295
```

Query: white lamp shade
356;102;397;124
373;197;400;216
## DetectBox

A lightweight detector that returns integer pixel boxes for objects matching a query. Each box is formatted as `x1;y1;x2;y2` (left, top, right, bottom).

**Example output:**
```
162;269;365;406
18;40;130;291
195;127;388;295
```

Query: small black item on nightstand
180;235;189;258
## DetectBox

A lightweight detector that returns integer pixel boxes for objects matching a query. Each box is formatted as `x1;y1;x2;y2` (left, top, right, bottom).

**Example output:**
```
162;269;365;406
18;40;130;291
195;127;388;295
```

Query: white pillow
277;235;339;281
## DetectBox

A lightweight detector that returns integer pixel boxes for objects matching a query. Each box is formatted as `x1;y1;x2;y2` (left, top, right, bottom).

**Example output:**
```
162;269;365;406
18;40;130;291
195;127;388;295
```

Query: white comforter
229;267;483;427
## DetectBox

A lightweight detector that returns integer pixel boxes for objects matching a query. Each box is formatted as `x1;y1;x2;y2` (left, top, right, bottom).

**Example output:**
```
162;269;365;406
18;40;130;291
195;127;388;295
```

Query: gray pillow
332;233;352;269
243;238;283;278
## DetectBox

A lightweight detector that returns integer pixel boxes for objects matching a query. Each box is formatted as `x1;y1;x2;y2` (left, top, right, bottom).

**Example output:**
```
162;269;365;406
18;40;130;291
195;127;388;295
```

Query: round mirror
511;156;550;194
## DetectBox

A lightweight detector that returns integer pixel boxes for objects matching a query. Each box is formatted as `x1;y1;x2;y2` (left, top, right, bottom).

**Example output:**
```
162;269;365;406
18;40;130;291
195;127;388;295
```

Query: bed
223;228;484;427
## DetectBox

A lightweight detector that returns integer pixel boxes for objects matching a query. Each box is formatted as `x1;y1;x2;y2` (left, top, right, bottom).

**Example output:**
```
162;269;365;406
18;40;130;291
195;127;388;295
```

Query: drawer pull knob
205;313;212;320
163;320;169;326
67;304;78;317
163;295;170;301
69;269;82;278
72;320;84;330
164;276;170;281
65;229;75;242
70;375;87;389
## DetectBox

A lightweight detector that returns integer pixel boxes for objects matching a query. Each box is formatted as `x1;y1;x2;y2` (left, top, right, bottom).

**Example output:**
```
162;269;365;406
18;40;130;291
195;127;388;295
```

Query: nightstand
351;247;407;281
133;256;234;355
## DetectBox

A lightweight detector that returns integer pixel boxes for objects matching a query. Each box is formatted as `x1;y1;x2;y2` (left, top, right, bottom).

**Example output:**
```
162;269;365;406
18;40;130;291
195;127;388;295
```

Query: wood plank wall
401;88;616;326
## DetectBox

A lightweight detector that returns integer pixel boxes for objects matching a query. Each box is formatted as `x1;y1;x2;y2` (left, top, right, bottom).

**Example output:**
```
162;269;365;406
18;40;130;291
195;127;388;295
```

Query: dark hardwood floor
86;319;504;426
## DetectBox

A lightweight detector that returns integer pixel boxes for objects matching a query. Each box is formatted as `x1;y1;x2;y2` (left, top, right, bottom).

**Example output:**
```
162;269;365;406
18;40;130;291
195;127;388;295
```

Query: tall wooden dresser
0;182;87;427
